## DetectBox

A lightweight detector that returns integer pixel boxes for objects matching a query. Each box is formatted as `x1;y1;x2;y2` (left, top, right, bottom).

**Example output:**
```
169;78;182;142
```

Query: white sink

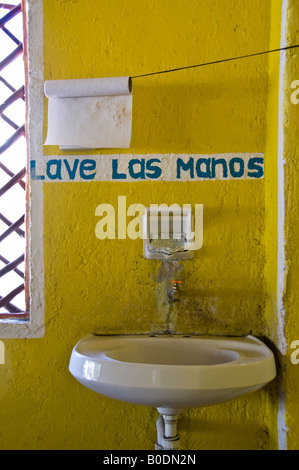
69;334;276;413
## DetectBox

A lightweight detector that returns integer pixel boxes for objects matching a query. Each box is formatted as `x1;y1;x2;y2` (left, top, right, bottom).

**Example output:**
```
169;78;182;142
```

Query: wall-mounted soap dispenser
142;206;195;260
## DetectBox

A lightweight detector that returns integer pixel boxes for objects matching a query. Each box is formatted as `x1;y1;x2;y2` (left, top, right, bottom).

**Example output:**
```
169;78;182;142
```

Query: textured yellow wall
43;0;271;338
42;0;275;450
0;0;290;450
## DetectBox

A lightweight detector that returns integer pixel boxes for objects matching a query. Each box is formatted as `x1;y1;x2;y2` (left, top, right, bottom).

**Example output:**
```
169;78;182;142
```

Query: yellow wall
42;0;271;338
2;0;299;450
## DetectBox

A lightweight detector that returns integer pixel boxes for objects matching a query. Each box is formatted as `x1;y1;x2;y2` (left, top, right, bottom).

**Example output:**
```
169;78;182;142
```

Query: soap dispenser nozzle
169;280;183;303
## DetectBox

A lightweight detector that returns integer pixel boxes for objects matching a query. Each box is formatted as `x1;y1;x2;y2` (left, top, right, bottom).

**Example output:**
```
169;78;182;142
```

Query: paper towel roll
44;77;132;149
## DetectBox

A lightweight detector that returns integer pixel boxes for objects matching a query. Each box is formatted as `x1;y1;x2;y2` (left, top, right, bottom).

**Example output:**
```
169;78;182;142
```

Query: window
0;2;29;322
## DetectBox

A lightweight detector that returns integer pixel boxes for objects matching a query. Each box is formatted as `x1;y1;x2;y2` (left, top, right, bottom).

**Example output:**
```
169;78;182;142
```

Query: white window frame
0;0;44;338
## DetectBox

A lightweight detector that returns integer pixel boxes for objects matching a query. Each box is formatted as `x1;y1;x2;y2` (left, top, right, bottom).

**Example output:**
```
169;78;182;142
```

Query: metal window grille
0;1;29;321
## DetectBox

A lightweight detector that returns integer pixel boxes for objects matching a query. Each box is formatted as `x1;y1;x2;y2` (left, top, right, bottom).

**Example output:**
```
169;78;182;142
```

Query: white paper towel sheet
44;77;132;149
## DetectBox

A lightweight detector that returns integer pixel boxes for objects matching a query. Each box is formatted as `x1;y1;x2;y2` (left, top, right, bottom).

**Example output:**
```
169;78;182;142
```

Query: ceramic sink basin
69;334;276;412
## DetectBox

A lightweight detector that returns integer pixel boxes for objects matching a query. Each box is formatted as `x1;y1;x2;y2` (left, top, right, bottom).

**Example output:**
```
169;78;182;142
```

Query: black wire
132;44;299;79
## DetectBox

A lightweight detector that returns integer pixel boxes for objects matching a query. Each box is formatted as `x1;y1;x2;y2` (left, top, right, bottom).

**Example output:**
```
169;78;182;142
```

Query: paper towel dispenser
44;76;132;150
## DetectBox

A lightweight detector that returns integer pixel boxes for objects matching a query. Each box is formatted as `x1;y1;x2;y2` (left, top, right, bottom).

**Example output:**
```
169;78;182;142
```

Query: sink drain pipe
155;410;181;450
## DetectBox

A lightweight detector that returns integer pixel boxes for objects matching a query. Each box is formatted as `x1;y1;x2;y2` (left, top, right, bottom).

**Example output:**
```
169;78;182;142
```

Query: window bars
0;2;29;320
